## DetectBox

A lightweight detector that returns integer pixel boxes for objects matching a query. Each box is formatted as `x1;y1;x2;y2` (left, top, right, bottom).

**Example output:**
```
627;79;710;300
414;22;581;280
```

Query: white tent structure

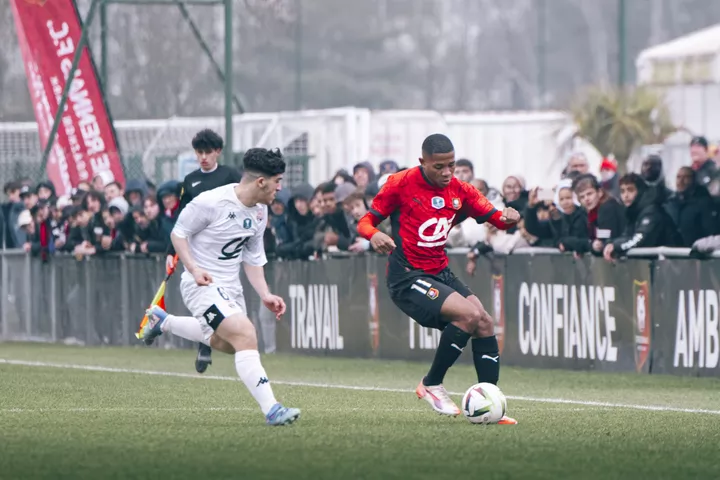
636;23;720;173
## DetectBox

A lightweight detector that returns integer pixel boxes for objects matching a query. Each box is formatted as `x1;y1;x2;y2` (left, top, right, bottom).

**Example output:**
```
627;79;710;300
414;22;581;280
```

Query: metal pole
40;0;101;179
177;2;245;113
536;0;546;107
50;260;57;342
84;259;93;345
294;0;303;110
24;254;32;338
1;254;7;340
120;254;130;346
224;0;234;163
618;0;626;88
100;0;108;88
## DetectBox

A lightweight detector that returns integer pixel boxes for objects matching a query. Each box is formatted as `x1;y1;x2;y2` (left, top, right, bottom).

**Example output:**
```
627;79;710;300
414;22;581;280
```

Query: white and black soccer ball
461;383;507;424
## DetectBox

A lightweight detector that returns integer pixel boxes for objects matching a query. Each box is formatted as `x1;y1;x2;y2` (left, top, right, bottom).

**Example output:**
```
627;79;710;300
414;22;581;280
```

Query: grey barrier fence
1;249;719;377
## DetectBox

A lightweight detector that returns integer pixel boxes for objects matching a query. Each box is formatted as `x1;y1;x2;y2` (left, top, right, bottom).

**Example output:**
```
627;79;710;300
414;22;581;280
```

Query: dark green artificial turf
0;344;719;479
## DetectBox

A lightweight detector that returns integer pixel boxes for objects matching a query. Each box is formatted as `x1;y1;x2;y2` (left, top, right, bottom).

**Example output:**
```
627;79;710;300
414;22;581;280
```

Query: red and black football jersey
364;167;505;274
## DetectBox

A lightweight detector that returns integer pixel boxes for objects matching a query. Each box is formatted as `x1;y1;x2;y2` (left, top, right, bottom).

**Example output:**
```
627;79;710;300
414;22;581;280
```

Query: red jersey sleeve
368;174;401;220
460;182;512;230
357;173;402;241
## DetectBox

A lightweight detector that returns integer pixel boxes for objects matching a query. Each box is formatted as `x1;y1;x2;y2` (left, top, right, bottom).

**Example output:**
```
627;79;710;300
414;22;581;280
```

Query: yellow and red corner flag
135;255;177;339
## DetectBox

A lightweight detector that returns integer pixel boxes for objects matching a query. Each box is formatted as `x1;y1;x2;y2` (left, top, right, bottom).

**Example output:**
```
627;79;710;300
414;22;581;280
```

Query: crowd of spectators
2;135;719;263
1;174;182;260
459;135;720;263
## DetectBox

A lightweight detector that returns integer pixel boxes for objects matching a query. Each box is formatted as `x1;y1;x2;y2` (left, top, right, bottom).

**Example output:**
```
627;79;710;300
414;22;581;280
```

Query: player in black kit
166;129;242;373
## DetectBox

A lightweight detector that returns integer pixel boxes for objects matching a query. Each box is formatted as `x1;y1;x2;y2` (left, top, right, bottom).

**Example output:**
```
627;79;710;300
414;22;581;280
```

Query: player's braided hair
243;148;286;177
422;133;454;155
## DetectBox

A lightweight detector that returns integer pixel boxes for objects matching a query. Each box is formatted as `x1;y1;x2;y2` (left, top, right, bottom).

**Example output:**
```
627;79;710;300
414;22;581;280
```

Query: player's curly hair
191;129;224;152
243;148;286;177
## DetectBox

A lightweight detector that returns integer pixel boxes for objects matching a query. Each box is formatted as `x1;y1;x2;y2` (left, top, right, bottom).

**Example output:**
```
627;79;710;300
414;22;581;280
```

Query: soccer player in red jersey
357;133;520;424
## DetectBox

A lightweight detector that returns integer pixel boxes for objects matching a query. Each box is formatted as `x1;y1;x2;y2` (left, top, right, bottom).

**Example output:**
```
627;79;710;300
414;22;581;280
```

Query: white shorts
180;276;247;343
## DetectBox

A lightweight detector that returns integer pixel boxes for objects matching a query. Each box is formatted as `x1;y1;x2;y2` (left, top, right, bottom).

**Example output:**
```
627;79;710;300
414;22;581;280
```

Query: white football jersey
172;184;268;286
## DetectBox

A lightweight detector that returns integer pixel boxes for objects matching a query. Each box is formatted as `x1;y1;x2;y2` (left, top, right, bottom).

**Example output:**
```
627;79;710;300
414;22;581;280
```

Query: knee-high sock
423;324;471;386
234;350;277;415
162;315;208;345
472;336;500;384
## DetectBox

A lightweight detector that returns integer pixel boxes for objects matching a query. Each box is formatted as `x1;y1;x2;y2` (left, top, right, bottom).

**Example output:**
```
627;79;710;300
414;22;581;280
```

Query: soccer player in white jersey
141;148;300;426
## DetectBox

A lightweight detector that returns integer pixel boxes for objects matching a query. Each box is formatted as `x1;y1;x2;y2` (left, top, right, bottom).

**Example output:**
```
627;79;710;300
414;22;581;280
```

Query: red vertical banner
11;0;125;196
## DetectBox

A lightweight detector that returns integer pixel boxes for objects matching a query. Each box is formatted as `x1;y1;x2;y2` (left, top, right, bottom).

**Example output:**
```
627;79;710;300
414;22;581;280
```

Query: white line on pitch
2;358;719;416
0;406;424;414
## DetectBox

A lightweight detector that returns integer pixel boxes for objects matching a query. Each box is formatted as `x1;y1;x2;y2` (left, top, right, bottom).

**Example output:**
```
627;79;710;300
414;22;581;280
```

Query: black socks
423;324;471;386
472;335;500;384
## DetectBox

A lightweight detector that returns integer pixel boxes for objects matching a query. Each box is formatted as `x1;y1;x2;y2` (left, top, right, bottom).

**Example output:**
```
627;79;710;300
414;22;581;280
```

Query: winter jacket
504;191;529;234
611;185;682;255
28;219;59;261
131;220;168;253
125;178;148;202
155;180;182;239
276;183;319;260
555;208;589;248
561;192;625;254
523;206;557;246
665;185;720;247
695;159;718;189
2;201;25;248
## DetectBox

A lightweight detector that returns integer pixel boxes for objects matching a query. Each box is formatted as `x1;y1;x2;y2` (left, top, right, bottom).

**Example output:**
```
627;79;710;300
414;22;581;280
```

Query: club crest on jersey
431;197;445;209
452;198;461;210
243;218;252;229
427;288;439;300
256;211;263;223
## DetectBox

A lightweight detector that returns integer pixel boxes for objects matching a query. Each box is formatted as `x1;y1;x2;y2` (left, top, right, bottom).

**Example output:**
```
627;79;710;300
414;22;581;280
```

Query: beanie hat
600;157;618;172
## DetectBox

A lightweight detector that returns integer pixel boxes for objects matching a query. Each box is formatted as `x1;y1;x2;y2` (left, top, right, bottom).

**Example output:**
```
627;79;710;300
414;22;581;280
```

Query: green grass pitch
1;343;719;479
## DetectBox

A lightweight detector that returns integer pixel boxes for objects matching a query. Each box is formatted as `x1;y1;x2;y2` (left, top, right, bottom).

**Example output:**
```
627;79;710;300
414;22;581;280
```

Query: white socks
161;317;277;416
162;315;208;345
234;350;277;415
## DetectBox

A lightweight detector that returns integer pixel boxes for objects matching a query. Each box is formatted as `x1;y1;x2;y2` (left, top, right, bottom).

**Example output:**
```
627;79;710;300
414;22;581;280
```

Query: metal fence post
24;253;32;338
50;259;57;342
84;258;93;345
1;253;7;340
120;254;130;346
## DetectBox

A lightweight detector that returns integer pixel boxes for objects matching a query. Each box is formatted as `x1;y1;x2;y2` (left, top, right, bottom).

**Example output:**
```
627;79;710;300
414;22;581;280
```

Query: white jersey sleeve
172;198;215;238
241;207;268;267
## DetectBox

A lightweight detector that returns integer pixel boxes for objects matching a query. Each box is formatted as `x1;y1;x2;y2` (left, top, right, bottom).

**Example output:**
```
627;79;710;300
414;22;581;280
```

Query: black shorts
386;254;473;331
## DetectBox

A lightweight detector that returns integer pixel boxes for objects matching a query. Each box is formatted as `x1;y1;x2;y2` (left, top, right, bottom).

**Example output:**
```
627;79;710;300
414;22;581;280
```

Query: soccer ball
461;383;507;424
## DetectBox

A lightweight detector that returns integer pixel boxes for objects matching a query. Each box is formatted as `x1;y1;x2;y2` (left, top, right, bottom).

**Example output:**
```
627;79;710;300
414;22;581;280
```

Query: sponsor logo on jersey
427;287;439;300
192;181;201;187
417;215;455;247
431;196;445;209
517;282;619;362
227;212;236;219
452;198;461;210
218;237;250;260
289;284;344;350
634;280;651;372
243;218;252;229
